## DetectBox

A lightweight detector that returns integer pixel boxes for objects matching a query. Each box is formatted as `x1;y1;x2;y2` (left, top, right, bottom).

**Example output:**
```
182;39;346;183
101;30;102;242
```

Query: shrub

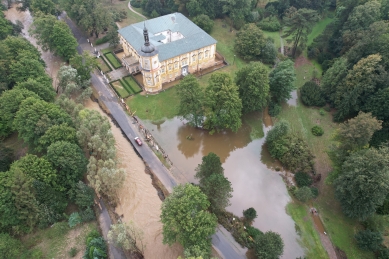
324;106;331;112
377;194;389;215
300;81;325;107
294;186;313;202
294;172;312;187
69;247;78;257
68;212;82;228
246;226;263;239
355;230;383;251
319;108;325;116
80;207;96;222
363;214;386;233
84;229;107;259
268;102;281;117
95;35;110;45
310;187;319;198
243;207;257;221
130;0;141;8
257;16;281;31
311;126;324;136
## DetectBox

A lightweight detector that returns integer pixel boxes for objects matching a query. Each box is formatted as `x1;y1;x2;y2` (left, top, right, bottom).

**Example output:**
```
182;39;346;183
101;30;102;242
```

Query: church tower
139;24;161;92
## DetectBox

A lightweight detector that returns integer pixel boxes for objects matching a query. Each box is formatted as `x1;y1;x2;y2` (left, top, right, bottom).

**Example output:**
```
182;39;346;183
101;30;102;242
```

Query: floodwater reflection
143;115;305;258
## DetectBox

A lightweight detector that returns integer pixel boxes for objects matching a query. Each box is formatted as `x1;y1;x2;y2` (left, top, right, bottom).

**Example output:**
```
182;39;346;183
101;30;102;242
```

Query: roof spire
143;22;150;46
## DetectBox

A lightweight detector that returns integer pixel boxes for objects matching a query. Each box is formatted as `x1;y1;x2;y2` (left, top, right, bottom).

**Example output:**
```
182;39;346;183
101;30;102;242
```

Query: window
174;61;179;69
161;66;165;73
155;75;159;83
205;50;209;58
146;76;152;85
192;54;196;62
181;58;188;66
168;65;172;71
199;52;203;59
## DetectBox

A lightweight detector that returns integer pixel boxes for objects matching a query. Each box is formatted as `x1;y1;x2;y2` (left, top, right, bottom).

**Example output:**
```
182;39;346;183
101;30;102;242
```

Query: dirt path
4;5;63;87
84;99;183;258
128;1;147;19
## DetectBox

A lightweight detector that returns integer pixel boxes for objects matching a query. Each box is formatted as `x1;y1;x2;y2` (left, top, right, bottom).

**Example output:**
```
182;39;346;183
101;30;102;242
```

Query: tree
355;230;383;251
46;141;88;191
37;123;78;152
74;181;95;209
13;97;73;147
260;38;277;64
31;0;56;15
334;54;387;121
161;184;218;258
0;145;13;173
10;154;58;189
87;157;125;202
176;75;204;128
192;14;214;33
195;152;224;185
235;23;266;60
0;88;41;138
0;13;13;40
300;81;325;107
283;8;319;57
235;62;270;113
30;14;78;61
334;147;389;220
243;207;257;222
69;51;99;82
203;73;242;134
107;25;120;47
14;77;55;102
0;233;30;258
334;112;382;154
222;0;252;29
321;57;348;106
364;88;389;123
9;56;47;86
201;173;233;212
294;186;313;202
269;60;296;104
254;231;284;259
108;222;145;255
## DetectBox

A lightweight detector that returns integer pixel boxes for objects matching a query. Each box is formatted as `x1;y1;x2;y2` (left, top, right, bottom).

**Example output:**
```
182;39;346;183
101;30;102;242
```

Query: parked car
134;137;142;146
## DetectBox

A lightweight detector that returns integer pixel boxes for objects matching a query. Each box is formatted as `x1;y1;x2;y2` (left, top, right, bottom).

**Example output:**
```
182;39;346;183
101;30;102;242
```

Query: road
63;14;246;259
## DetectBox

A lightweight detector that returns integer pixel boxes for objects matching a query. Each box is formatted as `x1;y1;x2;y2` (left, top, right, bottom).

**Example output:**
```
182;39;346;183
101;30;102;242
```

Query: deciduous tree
176;75;204;128
334;146;389;220
161;184;217;258
37;123;78;152
235;23;266;60
203;73;242;134
355;230;383;251
108;222;145;255
69;51;99;83
200;172;233;212
14;77;55;102
254;231;284;259
195;152;224;185
192;14;214;33
321;57;348;106
235;62;269;113
269;60;296;104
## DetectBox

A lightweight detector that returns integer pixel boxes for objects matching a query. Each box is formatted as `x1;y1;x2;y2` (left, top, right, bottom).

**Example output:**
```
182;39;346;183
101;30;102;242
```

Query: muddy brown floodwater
143;116;305;259
84;100;183;258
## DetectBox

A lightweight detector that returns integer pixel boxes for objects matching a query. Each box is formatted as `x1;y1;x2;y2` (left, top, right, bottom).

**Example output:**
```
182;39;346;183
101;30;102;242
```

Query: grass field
97;57;112;73
127;86;180;121
287;202;329;259
122;75;142;94
22;221;98;259
262;30;281;49
101;0;145;28
104;52;122;69
111;80;130;98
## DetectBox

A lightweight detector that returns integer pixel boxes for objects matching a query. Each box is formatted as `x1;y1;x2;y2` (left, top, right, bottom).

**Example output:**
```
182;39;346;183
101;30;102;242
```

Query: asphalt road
64;14;246;259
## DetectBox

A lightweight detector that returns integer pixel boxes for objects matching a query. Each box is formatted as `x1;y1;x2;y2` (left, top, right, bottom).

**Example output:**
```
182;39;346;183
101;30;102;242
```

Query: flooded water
287;90;298;106
143;116;305;259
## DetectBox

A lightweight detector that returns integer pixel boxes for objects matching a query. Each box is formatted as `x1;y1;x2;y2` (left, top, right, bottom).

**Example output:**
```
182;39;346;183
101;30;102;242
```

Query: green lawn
122;76;142;94
104;52;122;69
114;0;146;28
287;202;329;259
97;57;111;73
127;86;180;121
307;17;334;46
111;80;130;98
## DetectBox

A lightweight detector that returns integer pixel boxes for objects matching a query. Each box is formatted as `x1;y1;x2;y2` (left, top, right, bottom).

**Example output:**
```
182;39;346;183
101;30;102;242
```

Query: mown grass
22;221;98;259
122;75;142;93
127;86;179;121
97;57;111;73
104;52;122;69
102;0;145;28
262;30;281;49
111;80;130;98
286;202;329;259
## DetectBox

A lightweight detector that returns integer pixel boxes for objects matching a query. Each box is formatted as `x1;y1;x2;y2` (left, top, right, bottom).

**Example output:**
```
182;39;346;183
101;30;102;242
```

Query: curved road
63;13;246;259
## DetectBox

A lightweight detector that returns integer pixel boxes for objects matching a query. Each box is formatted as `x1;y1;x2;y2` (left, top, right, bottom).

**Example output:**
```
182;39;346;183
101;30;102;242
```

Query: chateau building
118;13;217;93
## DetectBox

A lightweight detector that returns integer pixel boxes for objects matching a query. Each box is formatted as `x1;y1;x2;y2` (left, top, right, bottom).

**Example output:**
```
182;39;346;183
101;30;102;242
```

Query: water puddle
143;115;305;258
287;90;298;106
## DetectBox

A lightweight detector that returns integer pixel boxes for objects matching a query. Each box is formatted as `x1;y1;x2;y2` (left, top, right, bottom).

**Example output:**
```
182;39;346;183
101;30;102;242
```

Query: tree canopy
161;184;217;258
269;60;296;104
235;23;266;60
254;231;284;259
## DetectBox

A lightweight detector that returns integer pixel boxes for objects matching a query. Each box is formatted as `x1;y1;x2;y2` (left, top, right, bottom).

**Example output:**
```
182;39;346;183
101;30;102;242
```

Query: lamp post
233;55;236;65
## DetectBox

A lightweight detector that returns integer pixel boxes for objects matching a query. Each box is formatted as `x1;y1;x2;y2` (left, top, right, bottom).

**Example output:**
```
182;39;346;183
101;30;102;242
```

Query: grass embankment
287;202;329;259
22;221;98;258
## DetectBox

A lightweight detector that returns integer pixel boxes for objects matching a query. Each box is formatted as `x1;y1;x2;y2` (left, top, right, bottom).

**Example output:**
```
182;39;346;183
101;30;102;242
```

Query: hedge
95;35;110;45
